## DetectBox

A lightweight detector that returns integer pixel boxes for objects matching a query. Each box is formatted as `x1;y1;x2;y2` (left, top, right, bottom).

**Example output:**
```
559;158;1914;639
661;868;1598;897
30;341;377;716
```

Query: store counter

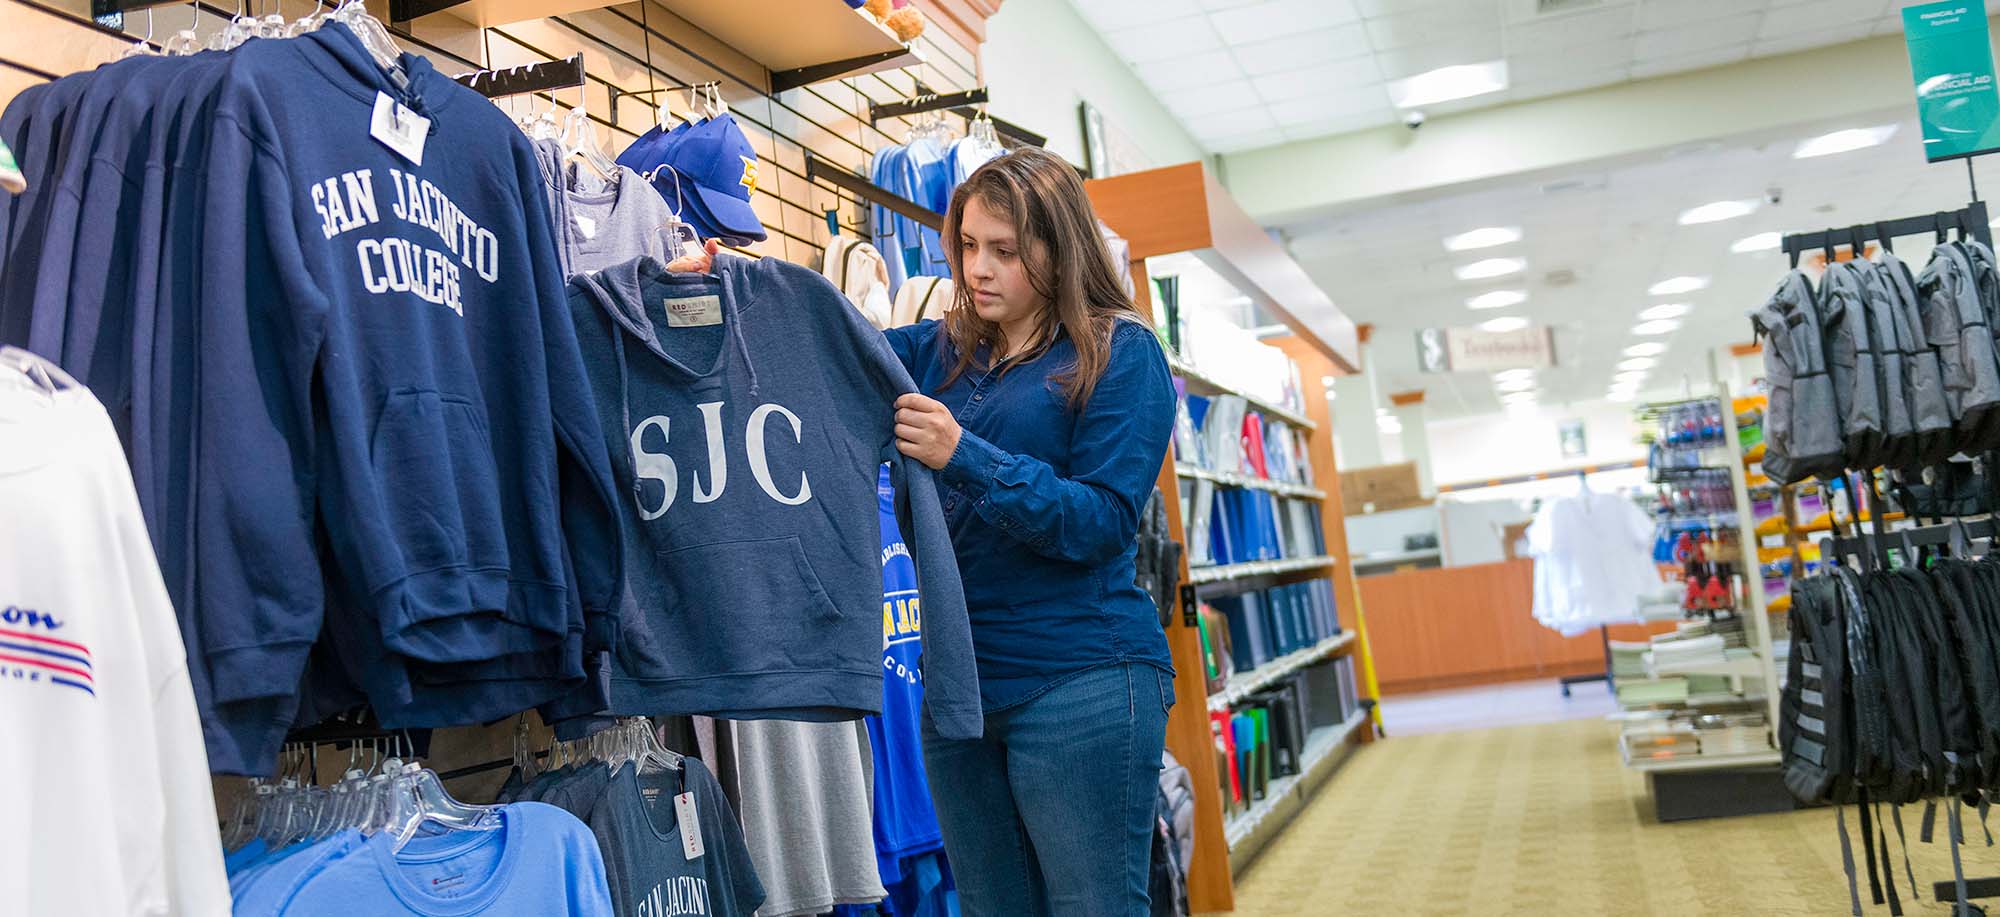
1358;559;1674;695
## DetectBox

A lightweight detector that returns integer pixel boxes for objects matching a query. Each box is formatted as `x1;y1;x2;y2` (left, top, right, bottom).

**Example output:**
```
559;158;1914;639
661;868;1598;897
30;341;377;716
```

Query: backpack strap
1860;789;1886;907
1950;799;1972;916
1892;804;1919;901
1924;799;1939;843
1839;803;1864;917
1873;799;1904;915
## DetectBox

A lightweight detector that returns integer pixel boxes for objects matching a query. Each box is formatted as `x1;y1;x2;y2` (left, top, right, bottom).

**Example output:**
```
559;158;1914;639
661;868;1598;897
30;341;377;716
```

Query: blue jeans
921;662;1172;917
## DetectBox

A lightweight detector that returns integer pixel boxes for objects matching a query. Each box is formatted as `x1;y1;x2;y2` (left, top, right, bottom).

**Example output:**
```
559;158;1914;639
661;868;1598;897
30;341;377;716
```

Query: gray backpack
1916;242;2000;451
1752;271;1845;483
1874;249;1953;465
1820;260;1886;469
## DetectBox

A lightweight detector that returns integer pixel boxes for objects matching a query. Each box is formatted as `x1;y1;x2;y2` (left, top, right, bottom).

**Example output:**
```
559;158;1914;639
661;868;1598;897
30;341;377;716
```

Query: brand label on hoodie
663;295;723;328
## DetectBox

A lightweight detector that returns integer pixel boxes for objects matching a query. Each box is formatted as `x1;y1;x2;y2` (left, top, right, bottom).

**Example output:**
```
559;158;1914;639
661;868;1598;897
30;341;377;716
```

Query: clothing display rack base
1558;625;1612;697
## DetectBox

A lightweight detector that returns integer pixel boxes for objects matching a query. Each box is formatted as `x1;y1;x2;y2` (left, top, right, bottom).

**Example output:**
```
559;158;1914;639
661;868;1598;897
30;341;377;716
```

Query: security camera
1403;110;1426;130
1765;186;1783;206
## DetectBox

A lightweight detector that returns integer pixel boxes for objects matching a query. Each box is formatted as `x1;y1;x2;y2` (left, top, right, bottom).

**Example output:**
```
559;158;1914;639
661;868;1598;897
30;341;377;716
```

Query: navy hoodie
563;254;982;739
189;25;621;766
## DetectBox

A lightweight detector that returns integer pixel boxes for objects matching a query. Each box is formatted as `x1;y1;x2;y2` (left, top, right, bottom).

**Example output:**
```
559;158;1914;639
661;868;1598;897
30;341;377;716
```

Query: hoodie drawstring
720;260;758;398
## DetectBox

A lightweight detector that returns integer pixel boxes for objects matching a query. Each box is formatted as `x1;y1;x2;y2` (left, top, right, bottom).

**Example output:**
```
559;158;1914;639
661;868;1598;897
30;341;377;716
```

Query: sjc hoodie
564;254;982;739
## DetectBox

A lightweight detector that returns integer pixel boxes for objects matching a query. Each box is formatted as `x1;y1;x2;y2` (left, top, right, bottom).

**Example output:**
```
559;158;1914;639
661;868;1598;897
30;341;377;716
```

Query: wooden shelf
424;0;919;91
1188;555;1336;585
1175;463;1325;499
1224;711;1371;853
1207;632;1357;712
1170;356;1318;430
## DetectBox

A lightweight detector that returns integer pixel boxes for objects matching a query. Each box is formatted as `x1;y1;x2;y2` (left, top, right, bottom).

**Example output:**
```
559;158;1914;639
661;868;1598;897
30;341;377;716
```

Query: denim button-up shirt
884;317;1177;712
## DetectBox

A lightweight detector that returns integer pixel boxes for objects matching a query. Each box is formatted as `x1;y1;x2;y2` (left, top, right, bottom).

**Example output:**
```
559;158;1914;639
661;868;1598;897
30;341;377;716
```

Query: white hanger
0;346;73;398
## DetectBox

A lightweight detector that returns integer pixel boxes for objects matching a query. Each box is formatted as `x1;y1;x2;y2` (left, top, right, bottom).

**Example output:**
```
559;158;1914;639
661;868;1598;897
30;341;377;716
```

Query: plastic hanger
1;346;74;397
323;0;405;77
1875;221;1894;255
121;9;158;58
387;760;502;852
562;85;616;180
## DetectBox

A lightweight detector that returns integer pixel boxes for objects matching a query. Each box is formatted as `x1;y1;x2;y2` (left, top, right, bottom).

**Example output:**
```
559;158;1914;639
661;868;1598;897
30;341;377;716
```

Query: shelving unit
1175;463;1326;500
1617;386;1788;809
1086;162;1376;913
1223;710;1372;863
411;0;921;92
1187;555;1336;585
1207;632;1358;712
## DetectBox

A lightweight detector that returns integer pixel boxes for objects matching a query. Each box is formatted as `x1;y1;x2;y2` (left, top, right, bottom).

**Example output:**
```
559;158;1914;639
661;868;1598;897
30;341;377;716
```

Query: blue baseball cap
654;113;765;243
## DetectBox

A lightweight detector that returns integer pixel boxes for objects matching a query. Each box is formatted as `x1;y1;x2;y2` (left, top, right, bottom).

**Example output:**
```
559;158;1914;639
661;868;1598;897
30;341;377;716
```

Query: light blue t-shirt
232;829;366;914
282;803;614;916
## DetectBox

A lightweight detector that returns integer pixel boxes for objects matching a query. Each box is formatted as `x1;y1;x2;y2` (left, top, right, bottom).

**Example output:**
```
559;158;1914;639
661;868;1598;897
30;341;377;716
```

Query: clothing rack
869;87;988;123
1781;201;1993;268
451;54;585;98
805;151;942;231
602;81;718;129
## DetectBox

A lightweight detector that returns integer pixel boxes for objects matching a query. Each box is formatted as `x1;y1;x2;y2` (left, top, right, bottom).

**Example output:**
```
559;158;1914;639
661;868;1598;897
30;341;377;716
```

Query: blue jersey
868;464;944;872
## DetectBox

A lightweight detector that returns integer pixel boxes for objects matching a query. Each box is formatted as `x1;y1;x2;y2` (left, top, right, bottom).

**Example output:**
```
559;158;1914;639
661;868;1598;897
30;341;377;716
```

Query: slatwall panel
0;0;983;266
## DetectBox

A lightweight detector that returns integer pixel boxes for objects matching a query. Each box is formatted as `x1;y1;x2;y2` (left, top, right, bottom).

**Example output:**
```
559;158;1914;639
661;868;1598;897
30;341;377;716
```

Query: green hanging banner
1904;1;2000;162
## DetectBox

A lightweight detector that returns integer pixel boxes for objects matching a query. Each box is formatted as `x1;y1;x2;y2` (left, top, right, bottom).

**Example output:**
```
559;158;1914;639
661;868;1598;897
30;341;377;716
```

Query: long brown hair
939;147;1144;409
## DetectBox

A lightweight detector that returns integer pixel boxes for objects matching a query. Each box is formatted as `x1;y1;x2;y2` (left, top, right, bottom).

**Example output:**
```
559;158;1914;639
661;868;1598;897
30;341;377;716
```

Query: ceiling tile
1189;105;1280;138
1635;15;1764;59
1164;79;1259;118
1763;0;1893;35
1751;20;1877;56
1282;108;1397;140
1199;0;1262;8
1069;0;1202;32
1638;0;1764;30
1501;0;1639;24
1267;88;1392;124
1206;127;1291;152
1136;49;1246;91
1210;0;1362;45
1504;6;1639;54
1355;0;1456;16
1364;2;1502;52
1375;35;1509;81
1252;59;1384;102
1506;40;1636;84
1101;16;1223;64
1232;23;1374;76
1631;42;1751;79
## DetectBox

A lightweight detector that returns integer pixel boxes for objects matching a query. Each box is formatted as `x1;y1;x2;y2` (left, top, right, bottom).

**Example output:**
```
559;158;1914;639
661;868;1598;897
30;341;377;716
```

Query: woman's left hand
895;393;962;471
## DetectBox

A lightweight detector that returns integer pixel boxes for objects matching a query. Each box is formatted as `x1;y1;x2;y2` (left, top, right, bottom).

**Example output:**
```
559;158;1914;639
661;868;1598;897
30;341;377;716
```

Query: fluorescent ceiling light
1467;289;1528;310
1376;417;1402;433
1479;316;1530;332
1614;370;1648;383
1494;368;1535;382
1501;391;1537;404
1731;231;1781;254
1619;357;1657;371
1625;342;1667;357
1640;303;1691;321
1388;61;1509;109
1444;226;1522;252
1632;320;1681;335
1456;257;1526;281
1793;124;1898;159
1321;375;1336;386
1679;200;1759;225
1607;390;1636;402
1496;378;1536;392
1647;276;1709;296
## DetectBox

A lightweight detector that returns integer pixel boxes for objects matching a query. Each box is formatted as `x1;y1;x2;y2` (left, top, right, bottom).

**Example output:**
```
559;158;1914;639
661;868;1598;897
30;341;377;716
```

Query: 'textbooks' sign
1416;325;1557;373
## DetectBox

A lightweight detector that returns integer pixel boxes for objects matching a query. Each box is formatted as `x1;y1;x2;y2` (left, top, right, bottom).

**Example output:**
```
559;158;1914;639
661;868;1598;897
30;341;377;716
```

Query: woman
883;147;1178;916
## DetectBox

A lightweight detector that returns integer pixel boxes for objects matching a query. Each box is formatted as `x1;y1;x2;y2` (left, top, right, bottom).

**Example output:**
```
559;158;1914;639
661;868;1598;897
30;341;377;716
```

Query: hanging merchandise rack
450;53;583;97
805;152;942;231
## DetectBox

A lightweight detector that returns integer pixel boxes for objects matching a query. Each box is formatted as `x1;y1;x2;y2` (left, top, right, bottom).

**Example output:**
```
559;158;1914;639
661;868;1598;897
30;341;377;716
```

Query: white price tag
574;214;598;240
673;792;704;860
370;92;430;165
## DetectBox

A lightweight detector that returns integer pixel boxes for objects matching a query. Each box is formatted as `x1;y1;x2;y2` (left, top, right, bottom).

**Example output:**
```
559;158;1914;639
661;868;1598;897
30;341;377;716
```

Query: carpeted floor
1229;717;2000;916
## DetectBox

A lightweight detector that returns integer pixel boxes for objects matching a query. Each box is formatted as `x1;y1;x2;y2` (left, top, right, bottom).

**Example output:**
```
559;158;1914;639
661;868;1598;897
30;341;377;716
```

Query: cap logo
739;155;759;195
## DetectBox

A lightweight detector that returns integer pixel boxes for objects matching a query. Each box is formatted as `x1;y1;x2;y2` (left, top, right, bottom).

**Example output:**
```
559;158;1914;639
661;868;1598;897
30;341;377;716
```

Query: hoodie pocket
654;535;845;674
370;388;509;574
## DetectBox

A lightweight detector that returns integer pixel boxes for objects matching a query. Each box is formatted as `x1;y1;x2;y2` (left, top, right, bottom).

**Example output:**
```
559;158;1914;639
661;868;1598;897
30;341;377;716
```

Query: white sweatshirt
0;375;229;916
